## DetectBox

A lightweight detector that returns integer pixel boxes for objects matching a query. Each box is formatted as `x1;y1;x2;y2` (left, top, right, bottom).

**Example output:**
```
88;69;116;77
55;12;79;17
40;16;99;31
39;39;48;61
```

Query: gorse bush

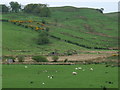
32;56;48;62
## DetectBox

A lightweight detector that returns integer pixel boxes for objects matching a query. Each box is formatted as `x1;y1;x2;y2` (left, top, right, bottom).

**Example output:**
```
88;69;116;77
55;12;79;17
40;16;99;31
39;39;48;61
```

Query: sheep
25;66;28;68
75;68;78;70
42;82;45;85
45;70;47;72
90;68;93;71
78;67;82;70
48;75;54;79
50;77;53;79
51;75;54;78
72;72;77;75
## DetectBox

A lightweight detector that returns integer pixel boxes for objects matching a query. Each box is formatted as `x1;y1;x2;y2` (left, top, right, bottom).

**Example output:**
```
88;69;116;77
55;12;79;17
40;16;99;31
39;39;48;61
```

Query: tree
9;1;21;12
0;4;9;13
37;32;50;45
24;4;51;17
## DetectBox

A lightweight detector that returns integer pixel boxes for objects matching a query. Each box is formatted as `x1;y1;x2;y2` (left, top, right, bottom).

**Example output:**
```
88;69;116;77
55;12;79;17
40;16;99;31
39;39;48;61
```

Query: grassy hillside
2;22;84;55
105;12;119;21
2;7;118;55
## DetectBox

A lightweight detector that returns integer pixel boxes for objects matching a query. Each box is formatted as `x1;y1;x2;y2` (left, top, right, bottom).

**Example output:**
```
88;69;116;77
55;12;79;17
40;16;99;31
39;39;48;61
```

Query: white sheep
90;68;93;71
50;77;53;79
24;66;28;68
78;67;82;70
45;70;47;72
42;82;45;85
75;68;78;70
72;72;77;75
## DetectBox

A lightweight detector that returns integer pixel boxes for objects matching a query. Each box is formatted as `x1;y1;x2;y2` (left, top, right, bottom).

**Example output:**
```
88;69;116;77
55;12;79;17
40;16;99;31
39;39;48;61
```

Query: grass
2;22;85;55
2;64;118;88
2;7;118;55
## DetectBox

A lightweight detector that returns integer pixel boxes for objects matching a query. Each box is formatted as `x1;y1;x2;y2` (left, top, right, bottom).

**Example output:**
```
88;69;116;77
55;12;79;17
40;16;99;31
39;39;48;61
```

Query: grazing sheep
78;67;82;70
75;68;78;70
45;70;47;72
25;66;28;68
50;77;53;79
42;82;45;85
48;76;50;78
72;72;77;75
90;68;93;71
51;75;54;78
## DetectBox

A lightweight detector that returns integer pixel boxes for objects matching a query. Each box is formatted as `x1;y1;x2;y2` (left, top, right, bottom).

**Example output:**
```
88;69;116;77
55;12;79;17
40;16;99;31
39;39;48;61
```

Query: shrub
32;56;48;62
4;56;16;60
24;25;28;28
3;56;16;62
46;27;49;32
52;56;59;62
18;56;25;62
42;19;46;24
64;58;68;62
37;32;50;45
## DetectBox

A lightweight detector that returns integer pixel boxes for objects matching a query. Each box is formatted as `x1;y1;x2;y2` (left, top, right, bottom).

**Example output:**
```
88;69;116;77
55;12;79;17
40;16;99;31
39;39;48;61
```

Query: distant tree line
24;4;51;17
0;1;51;17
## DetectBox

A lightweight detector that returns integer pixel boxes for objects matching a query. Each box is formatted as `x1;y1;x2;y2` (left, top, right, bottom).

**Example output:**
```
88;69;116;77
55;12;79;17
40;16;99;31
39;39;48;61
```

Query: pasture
2;64;118;88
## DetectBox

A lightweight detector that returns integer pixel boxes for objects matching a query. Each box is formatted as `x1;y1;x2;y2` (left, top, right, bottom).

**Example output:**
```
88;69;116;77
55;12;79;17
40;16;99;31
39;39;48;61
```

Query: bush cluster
32;56;48;62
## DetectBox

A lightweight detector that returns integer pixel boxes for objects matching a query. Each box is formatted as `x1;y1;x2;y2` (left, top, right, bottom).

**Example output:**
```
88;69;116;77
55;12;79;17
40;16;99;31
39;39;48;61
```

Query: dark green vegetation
2;64;118;88
2;6;118;55
37;32;50;45
24;4;51;17
17;56;25;62
9;1;21;13
52;56;59;62
0;5;9;13
32;56;48;62
0;2;51;17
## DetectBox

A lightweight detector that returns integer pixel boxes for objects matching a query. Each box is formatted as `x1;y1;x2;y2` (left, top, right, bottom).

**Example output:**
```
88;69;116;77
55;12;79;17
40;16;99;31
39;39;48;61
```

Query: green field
2;64;118;88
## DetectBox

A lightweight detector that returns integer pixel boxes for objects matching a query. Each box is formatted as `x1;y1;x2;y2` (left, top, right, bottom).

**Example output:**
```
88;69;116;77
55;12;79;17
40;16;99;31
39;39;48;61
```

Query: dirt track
47;51;118;61
13;50;118;62
47;54;112;61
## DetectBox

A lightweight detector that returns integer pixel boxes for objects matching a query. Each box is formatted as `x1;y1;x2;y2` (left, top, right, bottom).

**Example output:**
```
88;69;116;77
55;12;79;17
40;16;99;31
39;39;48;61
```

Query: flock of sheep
72;67;93;75
24;65;94;85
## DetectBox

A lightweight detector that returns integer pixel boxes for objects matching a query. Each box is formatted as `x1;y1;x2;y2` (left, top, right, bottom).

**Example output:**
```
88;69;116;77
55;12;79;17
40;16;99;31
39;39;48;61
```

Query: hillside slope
2;7;118;55
2;22;84;55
